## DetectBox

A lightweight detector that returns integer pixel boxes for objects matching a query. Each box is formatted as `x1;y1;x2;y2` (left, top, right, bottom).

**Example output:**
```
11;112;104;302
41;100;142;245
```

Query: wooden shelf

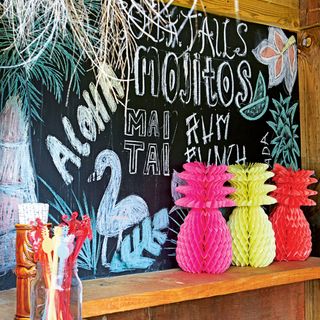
1;258;320;318
82;257;320;317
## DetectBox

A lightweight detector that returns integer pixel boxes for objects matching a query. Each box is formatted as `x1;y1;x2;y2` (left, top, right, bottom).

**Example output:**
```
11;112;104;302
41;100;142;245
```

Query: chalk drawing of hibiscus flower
252;27;297;94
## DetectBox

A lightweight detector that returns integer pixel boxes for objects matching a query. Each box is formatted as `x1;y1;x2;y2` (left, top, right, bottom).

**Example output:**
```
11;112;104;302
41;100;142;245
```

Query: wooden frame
171;0;300;30
1;1;320;319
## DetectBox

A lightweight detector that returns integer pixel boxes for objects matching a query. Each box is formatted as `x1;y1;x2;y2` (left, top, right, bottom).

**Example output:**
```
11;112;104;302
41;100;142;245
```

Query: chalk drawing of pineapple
267;94;300;170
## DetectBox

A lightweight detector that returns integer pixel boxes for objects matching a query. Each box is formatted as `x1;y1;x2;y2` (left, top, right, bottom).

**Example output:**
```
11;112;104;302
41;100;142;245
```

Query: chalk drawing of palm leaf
165;207;188;257
38;177;101;275
0;15;84;120
110;208;169;272
164;170;188;257
267;94;300;170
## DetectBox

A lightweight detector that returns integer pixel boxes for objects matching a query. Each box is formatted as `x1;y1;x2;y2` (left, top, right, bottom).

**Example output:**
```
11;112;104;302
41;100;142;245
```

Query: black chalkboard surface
0;3;300;289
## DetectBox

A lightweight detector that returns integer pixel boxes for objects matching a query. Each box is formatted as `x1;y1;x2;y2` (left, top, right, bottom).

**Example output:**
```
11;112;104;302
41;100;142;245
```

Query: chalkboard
0;3;300;290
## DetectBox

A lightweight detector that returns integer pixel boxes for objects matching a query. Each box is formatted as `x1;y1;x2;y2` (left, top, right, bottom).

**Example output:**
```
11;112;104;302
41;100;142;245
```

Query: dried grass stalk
1;0;202;106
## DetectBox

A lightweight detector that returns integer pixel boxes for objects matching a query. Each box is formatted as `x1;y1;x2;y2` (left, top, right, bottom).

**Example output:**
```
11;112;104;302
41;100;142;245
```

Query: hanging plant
0;0;201;119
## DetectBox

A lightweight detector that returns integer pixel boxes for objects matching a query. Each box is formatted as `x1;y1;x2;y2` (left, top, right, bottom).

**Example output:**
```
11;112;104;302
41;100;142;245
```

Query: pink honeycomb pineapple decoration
270;164;317;261
175;162;235;273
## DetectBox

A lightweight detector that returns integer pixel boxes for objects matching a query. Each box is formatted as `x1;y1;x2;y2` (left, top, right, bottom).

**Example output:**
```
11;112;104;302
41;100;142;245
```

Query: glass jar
30;262;82;320
68;263;82;319
30;263;46;319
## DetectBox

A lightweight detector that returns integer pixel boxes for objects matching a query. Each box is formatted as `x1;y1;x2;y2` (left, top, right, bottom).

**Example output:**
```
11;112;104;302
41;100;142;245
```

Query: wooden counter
1;258;320;319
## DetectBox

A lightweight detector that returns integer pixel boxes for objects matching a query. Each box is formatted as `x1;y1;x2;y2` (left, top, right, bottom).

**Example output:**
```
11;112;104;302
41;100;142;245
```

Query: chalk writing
124;140;170;176
184;112;246;164
134;46;253;108
184;144;246;164
185;113;230;144
0;0;302;290
46;64;124;185
124;108;170;176
124;108;170;139
260;132;272;165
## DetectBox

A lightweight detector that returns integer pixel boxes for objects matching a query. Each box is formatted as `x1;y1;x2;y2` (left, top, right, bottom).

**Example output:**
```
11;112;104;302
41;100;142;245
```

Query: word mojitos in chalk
135;46;252;108
134;11;252;108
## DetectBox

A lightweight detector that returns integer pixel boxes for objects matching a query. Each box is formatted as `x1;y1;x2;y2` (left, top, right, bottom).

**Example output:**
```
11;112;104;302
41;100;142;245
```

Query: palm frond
38;176;101;275
0;11;84;119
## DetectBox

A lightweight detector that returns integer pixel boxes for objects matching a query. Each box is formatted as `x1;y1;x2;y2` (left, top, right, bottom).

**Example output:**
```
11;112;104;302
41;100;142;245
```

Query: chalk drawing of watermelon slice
240;72;269;121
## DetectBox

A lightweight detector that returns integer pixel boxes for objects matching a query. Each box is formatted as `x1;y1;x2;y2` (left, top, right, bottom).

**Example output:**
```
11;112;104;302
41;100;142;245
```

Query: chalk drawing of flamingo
88;149;149;267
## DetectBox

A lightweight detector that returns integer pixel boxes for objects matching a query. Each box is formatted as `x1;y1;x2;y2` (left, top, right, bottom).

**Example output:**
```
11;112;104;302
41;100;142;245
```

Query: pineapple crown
271;163;317;207
175;162;235;209
228;163;277;207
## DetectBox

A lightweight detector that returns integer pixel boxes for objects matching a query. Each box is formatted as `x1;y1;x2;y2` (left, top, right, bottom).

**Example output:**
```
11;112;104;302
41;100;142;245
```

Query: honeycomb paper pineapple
175;162;235;274
270;163;317;261
227;163;276;267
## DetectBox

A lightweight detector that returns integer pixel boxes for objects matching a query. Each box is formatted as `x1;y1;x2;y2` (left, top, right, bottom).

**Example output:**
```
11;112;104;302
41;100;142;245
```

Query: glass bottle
30;262;47;320
65;263;82;320
30;262;82;320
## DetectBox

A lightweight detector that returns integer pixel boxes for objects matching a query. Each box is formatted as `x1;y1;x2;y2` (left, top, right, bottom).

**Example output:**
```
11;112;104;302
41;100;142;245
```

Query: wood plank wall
172;0;299;30
300;0;320;29
298;1;320;269
305;280;320;320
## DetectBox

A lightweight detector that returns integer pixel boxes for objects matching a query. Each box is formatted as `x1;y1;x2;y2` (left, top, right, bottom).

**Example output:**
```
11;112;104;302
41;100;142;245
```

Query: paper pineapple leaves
227;163;276;267
174;162;234;274
270;163;317;261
